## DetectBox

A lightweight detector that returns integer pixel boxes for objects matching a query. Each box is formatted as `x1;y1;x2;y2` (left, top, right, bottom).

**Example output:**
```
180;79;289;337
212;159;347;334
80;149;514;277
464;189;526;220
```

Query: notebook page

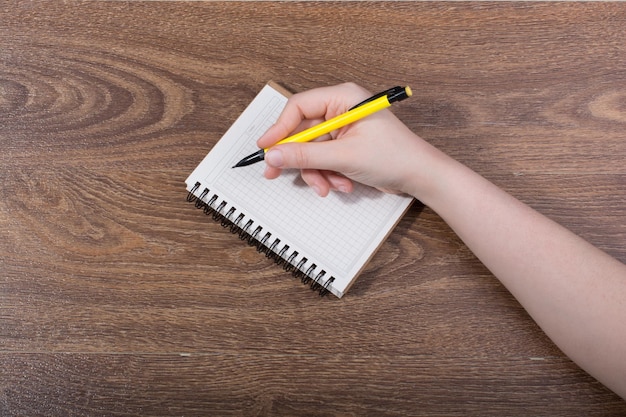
186;84;413;297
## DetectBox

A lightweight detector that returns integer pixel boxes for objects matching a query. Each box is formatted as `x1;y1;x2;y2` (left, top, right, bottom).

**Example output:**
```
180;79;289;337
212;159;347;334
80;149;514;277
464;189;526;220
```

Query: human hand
257;83;443;199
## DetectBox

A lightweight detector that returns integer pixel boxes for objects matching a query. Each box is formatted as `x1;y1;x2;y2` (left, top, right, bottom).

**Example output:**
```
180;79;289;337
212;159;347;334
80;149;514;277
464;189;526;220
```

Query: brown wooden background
1;1;625;415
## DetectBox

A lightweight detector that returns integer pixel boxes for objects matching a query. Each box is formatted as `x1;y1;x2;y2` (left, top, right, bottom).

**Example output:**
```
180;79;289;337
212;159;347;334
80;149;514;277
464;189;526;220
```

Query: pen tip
232;149;265;168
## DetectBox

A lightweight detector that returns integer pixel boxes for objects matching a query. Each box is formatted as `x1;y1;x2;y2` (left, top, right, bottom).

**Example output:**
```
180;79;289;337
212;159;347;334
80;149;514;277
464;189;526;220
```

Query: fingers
300;170;354;197
257;83;371;149
324;171;353;193
263;164;283;180
263;140;355;197
264;140;351;173
301;169;330;197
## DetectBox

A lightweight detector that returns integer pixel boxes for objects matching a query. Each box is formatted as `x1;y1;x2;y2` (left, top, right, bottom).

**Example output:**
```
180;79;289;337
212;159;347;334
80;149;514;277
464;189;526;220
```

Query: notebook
185;82;413;298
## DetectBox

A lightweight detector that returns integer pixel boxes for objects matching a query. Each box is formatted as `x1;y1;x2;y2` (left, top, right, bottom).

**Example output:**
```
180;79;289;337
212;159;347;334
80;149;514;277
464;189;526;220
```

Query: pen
232;86;413;168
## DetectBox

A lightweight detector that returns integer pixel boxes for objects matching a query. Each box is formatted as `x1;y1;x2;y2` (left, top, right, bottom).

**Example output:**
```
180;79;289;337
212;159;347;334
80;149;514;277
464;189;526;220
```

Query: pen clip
348;86;406;111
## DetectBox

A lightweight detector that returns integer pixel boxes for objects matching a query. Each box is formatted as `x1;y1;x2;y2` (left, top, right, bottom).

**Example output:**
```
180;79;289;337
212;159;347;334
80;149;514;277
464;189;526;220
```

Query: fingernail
337;185;349;193
312;185;323;196
265;149;283;167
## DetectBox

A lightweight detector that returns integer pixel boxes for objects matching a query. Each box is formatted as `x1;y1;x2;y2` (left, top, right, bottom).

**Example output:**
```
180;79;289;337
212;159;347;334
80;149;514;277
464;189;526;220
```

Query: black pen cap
349;86;412;110
387;86;412;103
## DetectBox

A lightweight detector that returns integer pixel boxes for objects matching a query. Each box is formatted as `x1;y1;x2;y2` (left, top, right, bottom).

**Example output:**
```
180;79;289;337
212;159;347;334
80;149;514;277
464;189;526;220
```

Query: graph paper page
186;84;413;297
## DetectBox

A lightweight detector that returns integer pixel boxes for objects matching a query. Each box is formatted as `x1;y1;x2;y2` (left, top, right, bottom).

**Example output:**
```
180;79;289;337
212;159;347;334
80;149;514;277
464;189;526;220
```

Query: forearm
418;153;626;398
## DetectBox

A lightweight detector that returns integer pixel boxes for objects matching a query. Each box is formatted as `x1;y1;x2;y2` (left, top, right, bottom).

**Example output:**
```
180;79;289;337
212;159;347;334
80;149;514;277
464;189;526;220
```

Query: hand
257;83;444;198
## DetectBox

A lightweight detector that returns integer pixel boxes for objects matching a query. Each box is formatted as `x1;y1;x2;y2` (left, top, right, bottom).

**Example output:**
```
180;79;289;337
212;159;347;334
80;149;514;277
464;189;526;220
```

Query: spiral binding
187;182;335;296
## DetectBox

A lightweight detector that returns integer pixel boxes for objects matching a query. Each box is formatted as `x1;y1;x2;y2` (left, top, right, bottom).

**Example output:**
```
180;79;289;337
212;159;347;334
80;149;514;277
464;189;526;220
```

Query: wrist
414;148;497;224
400;139;460;207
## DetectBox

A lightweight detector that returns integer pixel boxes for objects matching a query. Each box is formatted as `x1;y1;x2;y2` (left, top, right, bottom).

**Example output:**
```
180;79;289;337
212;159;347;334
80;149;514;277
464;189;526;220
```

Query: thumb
265;141;349;172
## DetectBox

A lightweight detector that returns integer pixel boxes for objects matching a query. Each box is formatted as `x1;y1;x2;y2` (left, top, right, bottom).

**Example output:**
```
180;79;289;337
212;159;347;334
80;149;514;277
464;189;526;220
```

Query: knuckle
292;146;310;168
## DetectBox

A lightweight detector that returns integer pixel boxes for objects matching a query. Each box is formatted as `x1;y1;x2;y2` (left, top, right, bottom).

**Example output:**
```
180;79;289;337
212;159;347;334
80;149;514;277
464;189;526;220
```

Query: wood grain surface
1;1;625;415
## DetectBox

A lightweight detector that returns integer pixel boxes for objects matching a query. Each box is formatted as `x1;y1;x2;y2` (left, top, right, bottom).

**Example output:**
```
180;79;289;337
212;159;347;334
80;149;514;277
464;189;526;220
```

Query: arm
257;83;626;399
423;153;626;399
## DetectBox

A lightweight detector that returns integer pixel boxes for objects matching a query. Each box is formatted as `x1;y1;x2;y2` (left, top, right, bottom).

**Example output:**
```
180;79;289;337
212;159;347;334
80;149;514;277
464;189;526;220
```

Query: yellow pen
232;85;412;168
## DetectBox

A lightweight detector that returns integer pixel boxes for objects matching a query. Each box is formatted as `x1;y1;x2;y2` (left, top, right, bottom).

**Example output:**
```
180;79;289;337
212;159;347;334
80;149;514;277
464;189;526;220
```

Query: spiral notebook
185;82;413;298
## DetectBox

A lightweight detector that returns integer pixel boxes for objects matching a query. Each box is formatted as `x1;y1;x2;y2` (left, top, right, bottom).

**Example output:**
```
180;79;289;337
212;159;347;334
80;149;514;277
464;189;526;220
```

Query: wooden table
2;2;625;415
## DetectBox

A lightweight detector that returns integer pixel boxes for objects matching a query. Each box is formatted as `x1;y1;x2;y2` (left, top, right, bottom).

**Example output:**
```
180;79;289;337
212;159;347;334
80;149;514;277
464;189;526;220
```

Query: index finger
256;83;372;149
